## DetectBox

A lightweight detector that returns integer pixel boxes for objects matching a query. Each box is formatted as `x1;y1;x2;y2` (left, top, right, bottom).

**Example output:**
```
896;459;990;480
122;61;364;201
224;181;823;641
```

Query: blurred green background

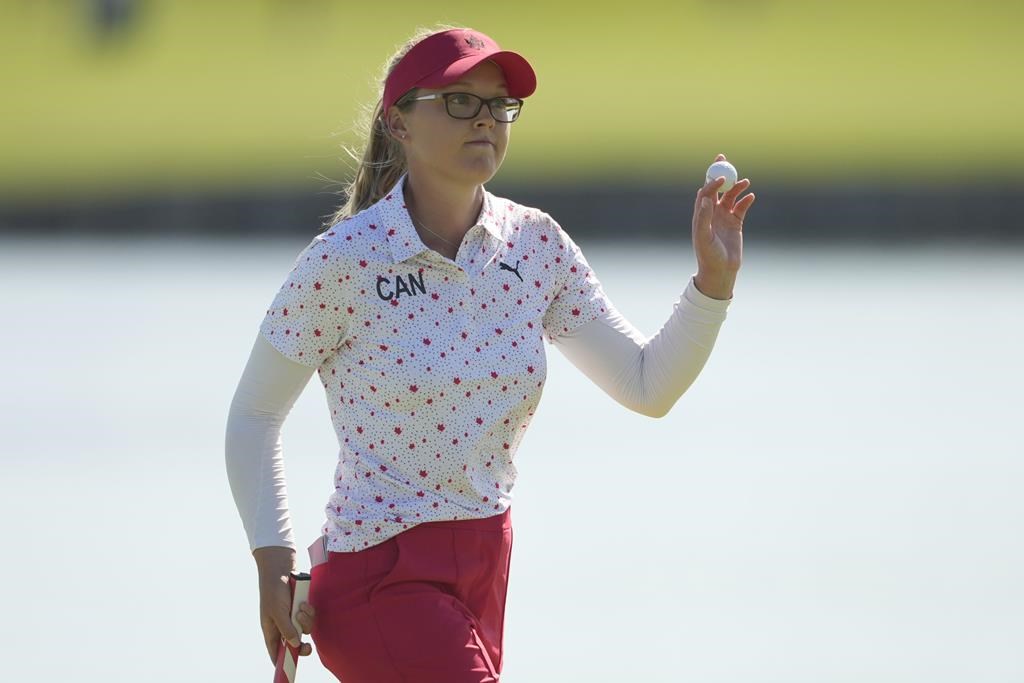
3;0;1022;205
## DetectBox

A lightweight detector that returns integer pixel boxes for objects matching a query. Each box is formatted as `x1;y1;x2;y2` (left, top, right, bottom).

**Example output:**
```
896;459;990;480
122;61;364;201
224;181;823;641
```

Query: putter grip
273;571;312;683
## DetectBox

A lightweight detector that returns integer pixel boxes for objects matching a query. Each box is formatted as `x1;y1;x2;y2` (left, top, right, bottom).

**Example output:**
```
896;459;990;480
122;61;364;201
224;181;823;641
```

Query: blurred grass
2;0;1022;201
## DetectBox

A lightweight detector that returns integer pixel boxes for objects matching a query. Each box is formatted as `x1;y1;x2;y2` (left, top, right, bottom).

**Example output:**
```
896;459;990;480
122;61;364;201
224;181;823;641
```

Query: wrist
253;545;297;576
694;271;735;300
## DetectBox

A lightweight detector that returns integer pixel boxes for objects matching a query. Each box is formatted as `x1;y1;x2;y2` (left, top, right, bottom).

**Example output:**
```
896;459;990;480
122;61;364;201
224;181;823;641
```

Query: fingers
261;615;281;664
693;175;724;224
261;609;313;665
263;631;278;665
692;178;720;242
279;601;316;661
275;608;302;648
296;602;315;657
720;177;749;204
697;175;726;202
696;156;755;229
295;601;316;634
259;580;316;665
263;632;313;664
733;192;756;222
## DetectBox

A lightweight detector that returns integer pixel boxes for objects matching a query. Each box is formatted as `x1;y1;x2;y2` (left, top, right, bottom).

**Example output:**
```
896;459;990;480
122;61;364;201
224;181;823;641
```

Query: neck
403;172;483;249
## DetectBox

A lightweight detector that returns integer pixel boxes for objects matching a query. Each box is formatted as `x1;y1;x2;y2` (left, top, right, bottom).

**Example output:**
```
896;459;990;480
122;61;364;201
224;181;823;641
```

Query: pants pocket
369;591;500;682
369;525;458;601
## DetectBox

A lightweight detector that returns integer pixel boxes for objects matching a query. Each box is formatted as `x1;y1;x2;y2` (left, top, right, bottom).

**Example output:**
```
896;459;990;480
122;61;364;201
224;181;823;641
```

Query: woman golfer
226;25;754;682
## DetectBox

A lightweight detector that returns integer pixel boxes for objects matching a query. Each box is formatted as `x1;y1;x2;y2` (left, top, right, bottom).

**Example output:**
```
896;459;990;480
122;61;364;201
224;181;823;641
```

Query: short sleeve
541;221;612;342
259;235;349;368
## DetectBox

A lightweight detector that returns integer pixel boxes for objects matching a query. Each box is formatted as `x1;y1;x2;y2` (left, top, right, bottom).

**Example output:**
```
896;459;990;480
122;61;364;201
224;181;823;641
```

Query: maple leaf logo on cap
464;34;485;50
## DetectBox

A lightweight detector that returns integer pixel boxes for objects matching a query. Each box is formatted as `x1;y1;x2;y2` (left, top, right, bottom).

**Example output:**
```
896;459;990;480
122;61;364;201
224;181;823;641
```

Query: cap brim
417;50;537;99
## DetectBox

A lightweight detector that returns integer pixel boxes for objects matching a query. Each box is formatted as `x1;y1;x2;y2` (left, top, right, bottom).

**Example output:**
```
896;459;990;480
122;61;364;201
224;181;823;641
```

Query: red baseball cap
382;29;537;114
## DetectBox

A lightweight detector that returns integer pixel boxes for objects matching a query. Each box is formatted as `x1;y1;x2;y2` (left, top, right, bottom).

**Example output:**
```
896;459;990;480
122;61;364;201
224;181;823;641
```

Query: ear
385;107;409;141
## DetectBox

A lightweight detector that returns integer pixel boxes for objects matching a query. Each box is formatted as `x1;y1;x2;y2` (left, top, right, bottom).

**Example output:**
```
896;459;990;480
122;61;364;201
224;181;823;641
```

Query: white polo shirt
259;174;611;551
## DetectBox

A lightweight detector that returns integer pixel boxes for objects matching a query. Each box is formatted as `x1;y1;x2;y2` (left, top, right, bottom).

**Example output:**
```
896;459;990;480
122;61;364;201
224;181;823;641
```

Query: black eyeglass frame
402;92;524;123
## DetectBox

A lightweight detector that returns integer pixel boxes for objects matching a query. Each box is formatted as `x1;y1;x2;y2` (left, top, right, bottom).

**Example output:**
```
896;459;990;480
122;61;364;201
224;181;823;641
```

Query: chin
456;161;501;186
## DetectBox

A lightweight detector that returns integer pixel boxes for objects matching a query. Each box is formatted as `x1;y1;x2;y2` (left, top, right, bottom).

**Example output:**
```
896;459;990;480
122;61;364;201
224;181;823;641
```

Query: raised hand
691;153;755;300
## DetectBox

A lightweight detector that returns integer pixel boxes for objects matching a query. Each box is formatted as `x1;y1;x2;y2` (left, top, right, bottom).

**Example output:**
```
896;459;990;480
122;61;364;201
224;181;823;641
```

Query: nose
473;105;497;127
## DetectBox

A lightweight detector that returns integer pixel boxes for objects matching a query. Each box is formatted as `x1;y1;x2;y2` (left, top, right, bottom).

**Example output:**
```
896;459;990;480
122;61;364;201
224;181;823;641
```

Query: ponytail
327;101;406;225
325;24;463;227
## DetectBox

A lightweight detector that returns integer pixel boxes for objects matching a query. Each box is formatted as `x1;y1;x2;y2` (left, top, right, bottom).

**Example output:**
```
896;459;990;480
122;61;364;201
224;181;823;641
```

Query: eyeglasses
404;92;524;123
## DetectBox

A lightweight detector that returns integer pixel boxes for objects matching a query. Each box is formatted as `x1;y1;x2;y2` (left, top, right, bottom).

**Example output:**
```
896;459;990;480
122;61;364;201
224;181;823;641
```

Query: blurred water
2;236;1021;682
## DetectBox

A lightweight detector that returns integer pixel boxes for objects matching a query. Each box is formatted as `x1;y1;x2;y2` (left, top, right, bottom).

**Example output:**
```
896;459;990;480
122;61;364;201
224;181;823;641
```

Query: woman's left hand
691;153;755;300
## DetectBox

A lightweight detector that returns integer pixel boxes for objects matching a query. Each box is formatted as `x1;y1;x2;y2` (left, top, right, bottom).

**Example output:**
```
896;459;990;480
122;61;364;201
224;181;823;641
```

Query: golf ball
706;161;737;193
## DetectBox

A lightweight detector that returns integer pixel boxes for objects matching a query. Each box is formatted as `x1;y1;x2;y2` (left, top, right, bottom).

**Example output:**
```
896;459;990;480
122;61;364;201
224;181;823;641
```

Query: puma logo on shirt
499;260;523;282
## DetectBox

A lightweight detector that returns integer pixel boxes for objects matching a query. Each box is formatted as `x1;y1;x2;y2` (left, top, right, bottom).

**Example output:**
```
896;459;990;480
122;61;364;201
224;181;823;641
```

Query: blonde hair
325;24;463;227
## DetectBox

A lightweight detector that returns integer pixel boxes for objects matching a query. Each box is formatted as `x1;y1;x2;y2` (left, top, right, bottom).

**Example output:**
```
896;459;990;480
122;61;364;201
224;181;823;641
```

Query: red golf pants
308;508;513;682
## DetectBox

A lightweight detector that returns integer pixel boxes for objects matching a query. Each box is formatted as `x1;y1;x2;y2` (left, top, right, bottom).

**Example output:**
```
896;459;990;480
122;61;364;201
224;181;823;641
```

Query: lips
466;139;495;147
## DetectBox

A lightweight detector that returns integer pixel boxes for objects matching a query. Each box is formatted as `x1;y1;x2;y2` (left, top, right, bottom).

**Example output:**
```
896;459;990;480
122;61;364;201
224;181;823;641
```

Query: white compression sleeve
225;333;316;552
549;276;731;418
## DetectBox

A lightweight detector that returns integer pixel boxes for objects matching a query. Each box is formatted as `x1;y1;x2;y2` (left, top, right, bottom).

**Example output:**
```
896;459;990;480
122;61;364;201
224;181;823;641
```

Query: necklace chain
409;212;463;249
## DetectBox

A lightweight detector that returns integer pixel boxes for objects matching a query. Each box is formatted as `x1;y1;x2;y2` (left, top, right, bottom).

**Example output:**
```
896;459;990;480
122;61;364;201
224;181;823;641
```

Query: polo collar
376;173;506;264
